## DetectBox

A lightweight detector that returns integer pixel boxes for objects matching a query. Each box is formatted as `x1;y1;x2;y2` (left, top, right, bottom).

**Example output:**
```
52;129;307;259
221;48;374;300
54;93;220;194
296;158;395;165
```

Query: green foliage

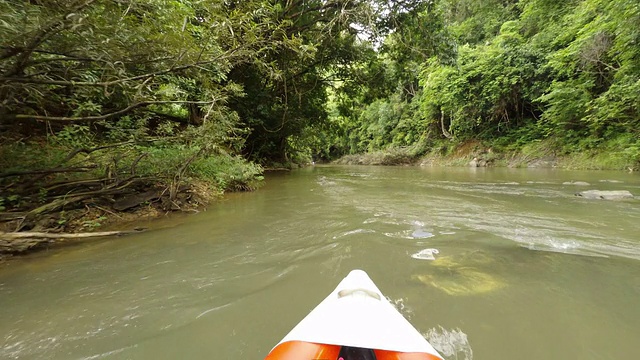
190;154;263;191
53;125;95;148
343;94;426;153
99;117;150;142
0;142;70;174
530;0;640;147
324;0;639;171
419;21;545;140
439;0;520;45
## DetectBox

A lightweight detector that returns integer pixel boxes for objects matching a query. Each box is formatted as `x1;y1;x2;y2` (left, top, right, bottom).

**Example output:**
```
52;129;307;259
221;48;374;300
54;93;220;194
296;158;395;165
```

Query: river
1;166;639;359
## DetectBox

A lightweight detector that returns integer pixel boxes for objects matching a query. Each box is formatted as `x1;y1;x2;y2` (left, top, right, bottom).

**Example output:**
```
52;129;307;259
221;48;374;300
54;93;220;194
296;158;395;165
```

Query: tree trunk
440;111;453;139
188;103;203;125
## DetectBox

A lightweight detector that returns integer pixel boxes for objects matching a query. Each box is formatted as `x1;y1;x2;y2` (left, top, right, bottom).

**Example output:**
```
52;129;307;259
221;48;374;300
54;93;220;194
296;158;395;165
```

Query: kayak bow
265;269;443;360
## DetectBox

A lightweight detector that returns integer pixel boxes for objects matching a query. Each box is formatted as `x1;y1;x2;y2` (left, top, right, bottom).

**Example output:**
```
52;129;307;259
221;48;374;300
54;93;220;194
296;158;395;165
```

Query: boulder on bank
576;190;634;200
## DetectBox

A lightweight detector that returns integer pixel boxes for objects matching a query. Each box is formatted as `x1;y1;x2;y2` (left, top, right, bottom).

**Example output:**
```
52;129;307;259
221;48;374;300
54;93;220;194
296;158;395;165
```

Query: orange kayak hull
265;341;442;360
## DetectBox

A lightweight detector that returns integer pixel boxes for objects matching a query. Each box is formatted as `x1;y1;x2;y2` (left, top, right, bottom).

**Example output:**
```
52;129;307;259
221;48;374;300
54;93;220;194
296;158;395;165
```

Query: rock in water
413;253;505;296
576;190;634;200
563;181;591;186
414;270;505;296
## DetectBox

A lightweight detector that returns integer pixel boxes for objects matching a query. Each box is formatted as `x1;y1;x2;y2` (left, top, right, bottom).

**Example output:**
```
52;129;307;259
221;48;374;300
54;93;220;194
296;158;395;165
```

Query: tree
0;0;287;127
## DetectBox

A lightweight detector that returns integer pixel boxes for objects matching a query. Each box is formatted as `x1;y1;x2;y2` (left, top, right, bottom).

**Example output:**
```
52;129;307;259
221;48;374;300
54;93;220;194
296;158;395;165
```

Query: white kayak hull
265;269;443;360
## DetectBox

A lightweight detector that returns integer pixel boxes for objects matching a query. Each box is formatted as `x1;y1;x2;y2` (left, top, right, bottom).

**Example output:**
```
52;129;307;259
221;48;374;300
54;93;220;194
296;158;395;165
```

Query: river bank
0;180;222;260
333;139;639;171
0;127;266;260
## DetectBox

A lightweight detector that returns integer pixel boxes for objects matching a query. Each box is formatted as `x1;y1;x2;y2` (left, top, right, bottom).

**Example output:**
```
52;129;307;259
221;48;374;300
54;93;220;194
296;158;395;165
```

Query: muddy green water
1;166;640;360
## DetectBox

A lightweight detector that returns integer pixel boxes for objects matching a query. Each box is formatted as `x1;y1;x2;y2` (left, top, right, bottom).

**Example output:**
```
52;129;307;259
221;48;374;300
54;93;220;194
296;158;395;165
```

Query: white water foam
411;248;440;260
424;326;474;360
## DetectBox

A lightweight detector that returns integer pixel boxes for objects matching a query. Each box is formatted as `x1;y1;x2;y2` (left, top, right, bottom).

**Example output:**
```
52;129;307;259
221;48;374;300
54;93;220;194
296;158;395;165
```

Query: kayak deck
265;270;443;360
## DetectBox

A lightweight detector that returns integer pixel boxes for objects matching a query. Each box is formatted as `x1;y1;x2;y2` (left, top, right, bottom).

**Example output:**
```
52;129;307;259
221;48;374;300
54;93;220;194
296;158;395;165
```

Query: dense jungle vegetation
322;0;640;169
0;0;639;235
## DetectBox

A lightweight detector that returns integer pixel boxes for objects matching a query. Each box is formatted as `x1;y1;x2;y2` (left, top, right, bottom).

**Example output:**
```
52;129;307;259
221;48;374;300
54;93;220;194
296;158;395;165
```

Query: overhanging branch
0;45;252;88
15;100;213;122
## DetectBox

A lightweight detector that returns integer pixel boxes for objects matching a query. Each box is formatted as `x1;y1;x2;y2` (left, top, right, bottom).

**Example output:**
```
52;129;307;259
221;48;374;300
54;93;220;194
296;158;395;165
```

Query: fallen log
0;230;137;240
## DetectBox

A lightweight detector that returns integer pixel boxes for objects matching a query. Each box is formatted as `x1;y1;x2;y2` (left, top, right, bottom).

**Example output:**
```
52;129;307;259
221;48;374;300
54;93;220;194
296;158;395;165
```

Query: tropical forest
1;0;639;248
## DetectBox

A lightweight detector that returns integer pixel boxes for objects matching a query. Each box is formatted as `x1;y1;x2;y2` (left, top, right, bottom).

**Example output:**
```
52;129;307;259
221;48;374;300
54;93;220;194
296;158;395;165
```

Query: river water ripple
1;166;639;359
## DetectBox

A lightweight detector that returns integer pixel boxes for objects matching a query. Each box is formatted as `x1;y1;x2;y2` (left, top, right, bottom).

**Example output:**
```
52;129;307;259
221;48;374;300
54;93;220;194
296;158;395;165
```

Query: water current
1;166;639;359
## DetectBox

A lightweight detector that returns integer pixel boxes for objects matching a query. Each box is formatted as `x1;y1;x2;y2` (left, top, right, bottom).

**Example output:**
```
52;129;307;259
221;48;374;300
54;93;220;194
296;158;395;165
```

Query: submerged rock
413;253;505;296
414;270;505;296
563;181;591;186
576;190;634;200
